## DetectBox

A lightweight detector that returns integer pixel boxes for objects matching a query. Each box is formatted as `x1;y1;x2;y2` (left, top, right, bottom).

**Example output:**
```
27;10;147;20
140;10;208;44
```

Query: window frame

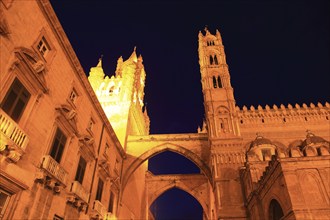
95;178;104;201
75;156;87;184
49;128;67;163
0;189;11;219
0;78;31;122
108;191;115;213
33;28;56;63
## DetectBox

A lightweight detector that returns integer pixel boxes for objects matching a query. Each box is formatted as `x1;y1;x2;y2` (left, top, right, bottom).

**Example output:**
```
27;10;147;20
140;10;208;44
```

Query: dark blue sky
50;0;329;219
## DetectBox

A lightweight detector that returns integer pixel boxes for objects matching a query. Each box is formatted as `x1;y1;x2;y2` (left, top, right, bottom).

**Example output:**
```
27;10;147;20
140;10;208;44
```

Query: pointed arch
269;199;284;220
212;76;217;88
217;75;222;88
214;55;218;65
122;143;212;190
209;55;213;65
149;184;209;220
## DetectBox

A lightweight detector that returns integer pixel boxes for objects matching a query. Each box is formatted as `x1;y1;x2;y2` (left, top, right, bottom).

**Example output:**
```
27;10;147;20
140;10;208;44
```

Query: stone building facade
0;1;329;220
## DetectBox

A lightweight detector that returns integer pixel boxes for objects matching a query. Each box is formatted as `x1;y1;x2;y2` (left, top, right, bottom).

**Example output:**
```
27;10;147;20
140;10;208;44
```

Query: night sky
49;0;329;219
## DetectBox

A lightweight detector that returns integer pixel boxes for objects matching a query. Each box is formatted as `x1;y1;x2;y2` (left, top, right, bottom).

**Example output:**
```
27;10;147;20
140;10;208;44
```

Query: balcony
93;200;106;217
104;212;116;220
0;109;29;162
70;181;90;203
41;155;68;186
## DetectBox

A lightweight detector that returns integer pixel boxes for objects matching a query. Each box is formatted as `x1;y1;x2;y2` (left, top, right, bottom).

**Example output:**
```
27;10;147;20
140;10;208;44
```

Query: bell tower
198;27;240;138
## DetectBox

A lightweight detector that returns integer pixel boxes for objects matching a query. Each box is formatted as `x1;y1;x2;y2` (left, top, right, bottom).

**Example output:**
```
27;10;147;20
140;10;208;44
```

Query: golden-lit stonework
0;1;329;220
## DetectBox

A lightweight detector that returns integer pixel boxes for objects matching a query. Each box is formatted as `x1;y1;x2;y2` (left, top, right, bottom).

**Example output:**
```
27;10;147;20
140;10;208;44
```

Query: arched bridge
122;133;211;189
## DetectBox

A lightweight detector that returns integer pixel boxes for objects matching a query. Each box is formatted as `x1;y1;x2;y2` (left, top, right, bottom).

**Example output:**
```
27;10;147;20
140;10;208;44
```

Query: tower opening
148;151;200;175
150;188;203;220
269;199;284;220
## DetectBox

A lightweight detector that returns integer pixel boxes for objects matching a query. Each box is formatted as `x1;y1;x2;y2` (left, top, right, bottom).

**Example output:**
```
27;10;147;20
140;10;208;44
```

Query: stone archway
122;142;212;190
146;172;210;219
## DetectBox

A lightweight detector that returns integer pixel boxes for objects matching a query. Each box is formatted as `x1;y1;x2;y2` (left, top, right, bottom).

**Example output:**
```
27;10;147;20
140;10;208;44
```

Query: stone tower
88;49;150;147
198;27;240;139
199;28;246;219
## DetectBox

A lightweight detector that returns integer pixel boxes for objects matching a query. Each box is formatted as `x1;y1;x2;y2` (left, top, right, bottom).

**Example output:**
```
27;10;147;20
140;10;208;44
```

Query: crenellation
237;102;330;126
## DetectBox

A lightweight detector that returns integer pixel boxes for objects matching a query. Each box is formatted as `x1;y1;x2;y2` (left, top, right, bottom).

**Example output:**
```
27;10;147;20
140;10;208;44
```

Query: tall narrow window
0;189;11;218
214;55;218;65
95;178;104;201
209;55;213;65
108;191;115;213
37;36;50;57
75;156;87;184
269;199;284;220
69;89;78;105
213;76;217;88
50;128;67;163
1;78;31;122
217;76;222;88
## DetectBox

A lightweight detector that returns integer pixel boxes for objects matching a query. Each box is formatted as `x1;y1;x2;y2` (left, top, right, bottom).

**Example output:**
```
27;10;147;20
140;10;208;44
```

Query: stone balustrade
93;199;106;217
104;212;116;220
70;181;90;203
0;109;29;162
41;155;68;186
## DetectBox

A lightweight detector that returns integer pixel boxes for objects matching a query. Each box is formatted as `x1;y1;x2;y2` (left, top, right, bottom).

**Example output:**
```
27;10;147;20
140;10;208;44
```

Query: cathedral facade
0;1;329;220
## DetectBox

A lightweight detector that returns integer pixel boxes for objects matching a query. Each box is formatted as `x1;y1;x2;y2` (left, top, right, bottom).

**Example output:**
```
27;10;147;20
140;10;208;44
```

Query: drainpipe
85;123;105;214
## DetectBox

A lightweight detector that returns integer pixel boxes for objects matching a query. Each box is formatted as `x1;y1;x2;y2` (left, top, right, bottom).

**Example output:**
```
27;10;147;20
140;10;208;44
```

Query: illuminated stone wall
1;1;329;220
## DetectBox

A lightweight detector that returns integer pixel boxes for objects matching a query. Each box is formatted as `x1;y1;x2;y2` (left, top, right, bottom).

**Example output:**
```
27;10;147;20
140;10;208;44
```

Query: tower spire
97;54;103;67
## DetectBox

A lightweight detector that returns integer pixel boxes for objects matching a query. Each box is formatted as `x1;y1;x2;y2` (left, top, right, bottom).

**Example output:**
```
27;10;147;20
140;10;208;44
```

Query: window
69;89;78;105
95;178;104;201
75;156;87;184
1;78;31;122
37;36;50;57
0;189;11;219
269;199;284;220
212;76;217;88
50;128;67;163
209;55;213;65
108;191;115;213
87;118;94;133
53;214;64;220
214;55;218;65
217;76;222;88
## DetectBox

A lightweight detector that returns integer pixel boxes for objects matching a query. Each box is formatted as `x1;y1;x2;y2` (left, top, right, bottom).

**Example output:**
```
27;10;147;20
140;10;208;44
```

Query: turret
87;48;149;147
198;27;240;138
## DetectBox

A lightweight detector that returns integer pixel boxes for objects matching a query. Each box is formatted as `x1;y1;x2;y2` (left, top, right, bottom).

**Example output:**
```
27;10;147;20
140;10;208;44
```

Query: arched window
213;76;217;88
217;76;222;88
269;199;284;220
209;55;213;65
207;42;209;46
214;55;218;65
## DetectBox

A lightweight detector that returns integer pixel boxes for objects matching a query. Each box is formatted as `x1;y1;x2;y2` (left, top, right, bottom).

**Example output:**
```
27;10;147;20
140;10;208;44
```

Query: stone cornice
37;0;125;157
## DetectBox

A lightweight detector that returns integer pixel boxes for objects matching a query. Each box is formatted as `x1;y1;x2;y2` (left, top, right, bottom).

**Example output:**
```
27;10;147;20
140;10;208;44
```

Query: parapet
236;102;330;126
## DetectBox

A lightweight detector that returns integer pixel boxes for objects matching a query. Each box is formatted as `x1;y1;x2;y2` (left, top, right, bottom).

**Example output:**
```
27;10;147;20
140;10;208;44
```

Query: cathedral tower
198;27;240;139
88;48;149;147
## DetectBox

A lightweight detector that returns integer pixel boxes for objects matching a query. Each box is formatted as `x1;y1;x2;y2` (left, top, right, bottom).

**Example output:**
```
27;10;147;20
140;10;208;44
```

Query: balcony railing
41;155;68;185
93;200;106;217
71;181;90;203
0;109;29;151
104;212;116;220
